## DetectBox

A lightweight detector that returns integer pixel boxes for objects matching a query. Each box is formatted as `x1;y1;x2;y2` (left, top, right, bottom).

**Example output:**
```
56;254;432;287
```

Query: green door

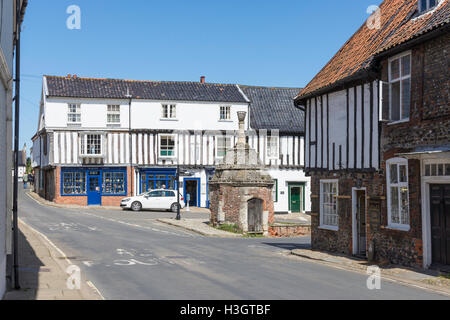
290;187;301;213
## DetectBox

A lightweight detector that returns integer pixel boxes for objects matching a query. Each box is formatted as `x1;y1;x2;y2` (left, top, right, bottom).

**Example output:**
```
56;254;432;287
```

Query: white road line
25;191;197;238
18;219;105;300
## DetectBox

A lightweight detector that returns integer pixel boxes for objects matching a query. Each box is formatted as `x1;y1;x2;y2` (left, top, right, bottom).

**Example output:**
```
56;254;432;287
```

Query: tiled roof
45;76;249;103
240;86;304;133
296;0;449;101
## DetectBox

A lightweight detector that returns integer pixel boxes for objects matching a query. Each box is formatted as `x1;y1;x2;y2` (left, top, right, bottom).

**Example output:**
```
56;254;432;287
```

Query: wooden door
248;198;263;233
290;187;301;213
431;184;450;266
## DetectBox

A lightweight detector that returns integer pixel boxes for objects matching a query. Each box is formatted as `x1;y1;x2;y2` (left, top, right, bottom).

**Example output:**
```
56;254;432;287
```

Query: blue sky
19;0;382;152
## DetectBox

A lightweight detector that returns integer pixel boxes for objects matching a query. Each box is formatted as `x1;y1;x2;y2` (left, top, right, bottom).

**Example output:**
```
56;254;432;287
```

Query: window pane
400;187;410;225
390;164;398;184
390;59;400;79
401;78;411;119
390;187;400;224
420;0;427;12
401;55;411;76
391;82;401;121
438;164;444;176
431;164;437;176
425;164;431;176
429;0;436;8
399;165;407;183
446;164;450;176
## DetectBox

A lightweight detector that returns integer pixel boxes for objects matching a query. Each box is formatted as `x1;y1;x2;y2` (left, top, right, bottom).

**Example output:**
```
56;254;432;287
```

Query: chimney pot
200;76;205;84
67;74;71;78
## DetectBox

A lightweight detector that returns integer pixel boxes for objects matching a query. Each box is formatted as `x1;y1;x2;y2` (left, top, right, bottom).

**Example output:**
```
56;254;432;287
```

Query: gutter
294;67;378;107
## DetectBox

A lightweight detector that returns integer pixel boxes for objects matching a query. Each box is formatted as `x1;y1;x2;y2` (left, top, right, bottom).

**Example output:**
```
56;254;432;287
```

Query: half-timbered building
32;76;310;213
294;0;449;268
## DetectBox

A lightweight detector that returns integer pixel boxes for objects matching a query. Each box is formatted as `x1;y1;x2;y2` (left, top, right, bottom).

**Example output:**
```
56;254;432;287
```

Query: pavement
12;188;450;300
4;219;103;300
157;218;242;238
291;248;450;297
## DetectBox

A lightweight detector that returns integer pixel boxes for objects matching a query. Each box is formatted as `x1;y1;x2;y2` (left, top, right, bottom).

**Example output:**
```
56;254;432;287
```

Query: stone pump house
294;0;449;268
210;112;275;235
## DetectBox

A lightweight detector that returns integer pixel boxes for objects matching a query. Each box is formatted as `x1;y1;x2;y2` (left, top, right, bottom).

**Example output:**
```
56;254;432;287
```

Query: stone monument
209;111;274;235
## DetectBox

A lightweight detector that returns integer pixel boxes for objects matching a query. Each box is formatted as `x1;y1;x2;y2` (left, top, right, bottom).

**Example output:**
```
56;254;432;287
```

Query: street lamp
176;162;181;220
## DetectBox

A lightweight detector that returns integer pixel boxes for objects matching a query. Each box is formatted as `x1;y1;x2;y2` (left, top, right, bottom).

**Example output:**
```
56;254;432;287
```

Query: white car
120;189;185;212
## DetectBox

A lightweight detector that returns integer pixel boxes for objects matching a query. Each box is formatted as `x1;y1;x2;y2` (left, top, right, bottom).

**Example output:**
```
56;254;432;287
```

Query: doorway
248;198;263;233
430;184;450;267
289;183;305;213
184;178;200;207
87;171;101;206
352;188;367;257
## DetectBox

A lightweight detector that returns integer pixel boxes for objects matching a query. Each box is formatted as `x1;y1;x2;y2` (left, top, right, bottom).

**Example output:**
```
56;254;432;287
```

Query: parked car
120;190;185;212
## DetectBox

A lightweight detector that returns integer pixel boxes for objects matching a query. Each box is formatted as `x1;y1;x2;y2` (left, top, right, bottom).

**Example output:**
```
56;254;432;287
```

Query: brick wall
51;166;133;207
210;184;274;231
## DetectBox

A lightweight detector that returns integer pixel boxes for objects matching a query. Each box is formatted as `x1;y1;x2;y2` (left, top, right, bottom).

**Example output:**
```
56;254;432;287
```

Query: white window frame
266;135;279;160
219;106;231;121
216;135;232;159
68;104;81;125
161;104;177;120
388;51;411;124
418;0;439;14
386;158;410;231
107;105;121;126
319;179;339;231
159;134;177;159
80;134;103;157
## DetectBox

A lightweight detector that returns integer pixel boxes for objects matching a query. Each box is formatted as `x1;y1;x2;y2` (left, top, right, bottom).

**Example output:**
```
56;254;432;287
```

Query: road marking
18;218;105;300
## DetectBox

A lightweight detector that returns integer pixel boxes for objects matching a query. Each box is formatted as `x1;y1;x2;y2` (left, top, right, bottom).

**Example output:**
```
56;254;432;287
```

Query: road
18;189;448;300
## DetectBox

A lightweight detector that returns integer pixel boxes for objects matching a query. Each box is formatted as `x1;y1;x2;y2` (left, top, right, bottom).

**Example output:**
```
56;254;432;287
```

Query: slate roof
45;76;249;103
295;0;449;101
240;86;304;134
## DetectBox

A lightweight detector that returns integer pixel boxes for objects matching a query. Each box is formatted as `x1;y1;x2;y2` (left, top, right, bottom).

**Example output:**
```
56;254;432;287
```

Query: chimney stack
200;76;205;84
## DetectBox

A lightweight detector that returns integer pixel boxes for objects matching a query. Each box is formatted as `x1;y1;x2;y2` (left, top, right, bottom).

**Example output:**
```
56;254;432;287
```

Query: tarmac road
18;189;449;300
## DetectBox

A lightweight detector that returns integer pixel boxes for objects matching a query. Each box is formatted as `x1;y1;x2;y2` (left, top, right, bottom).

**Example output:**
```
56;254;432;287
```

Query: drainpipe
12;0;24;290
126;89;133;196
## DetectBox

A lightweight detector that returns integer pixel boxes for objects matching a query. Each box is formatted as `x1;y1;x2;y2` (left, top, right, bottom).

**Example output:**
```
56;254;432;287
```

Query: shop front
60;167;128;206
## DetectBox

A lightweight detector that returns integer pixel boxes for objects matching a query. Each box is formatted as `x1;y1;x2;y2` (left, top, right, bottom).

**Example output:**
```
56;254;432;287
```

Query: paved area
274;212;311;225
15;189;450;300
291;249;450;296
4;219;103;300
157;218;242;237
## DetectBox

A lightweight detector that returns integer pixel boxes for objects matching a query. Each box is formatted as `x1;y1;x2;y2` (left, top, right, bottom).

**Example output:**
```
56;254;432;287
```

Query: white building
1;0;26;299
32;76;310;213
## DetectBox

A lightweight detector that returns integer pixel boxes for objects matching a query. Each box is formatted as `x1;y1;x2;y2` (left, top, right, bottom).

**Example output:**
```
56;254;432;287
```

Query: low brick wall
270;224;311;237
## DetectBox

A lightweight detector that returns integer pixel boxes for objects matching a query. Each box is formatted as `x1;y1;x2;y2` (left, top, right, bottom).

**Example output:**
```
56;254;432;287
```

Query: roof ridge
44;75;238;86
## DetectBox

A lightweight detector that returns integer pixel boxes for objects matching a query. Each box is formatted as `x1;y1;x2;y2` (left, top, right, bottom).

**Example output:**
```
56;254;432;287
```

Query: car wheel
131;201;142;212
170;203;180;213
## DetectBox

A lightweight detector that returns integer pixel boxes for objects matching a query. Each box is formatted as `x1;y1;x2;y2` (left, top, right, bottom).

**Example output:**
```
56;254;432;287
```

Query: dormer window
419;0;438;14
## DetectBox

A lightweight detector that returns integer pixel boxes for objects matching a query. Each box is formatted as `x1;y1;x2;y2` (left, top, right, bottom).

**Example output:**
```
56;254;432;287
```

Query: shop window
102;171;126;195
62;171;87;195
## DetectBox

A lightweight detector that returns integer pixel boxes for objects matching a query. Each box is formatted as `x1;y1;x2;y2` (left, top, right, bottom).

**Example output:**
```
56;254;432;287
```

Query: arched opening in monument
248;198;263;233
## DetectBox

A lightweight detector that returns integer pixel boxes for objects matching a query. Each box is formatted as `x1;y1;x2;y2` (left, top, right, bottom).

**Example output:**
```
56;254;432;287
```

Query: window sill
384;225;411;232
160;118;179;122
387;118;410;126
218;120;233;123
318;225;339;232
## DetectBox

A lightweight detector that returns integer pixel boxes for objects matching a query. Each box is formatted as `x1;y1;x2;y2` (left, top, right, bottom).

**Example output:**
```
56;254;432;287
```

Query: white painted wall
306;81;379;171
0;0;15;299
268;168;311;213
